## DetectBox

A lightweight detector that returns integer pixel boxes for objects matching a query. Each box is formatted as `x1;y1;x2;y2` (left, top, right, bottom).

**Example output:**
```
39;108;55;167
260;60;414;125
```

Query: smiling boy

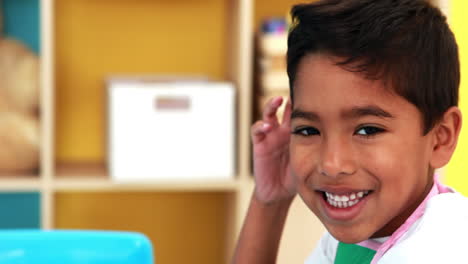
233;0;465;263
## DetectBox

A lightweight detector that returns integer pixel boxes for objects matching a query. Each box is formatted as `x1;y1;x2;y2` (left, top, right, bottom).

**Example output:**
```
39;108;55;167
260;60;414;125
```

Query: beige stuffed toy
0;36;40;173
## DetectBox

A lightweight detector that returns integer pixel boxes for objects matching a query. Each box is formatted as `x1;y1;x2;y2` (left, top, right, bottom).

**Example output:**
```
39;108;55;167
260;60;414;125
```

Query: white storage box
108;78;235;181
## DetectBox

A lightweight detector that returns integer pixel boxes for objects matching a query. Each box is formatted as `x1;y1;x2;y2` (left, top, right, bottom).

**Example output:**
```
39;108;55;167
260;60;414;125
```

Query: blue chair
0;230;154;263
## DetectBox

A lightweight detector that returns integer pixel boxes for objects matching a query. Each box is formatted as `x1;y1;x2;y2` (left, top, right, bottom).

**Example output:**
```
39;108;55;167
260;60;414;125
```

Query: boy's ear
430;106;463;168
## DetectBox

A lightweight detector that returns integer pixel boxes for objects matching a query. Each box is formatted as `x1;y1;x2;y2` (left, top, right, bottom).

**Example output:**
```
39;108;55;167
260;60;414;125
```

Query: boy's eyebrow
343;105;394;119
291;108;320;122
290;105;394;121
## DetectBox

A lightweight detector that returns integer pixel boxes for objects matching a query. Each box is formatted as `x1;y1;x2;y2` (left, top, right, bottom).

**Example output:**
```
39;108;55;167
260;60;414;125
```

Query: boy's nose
318;139;357;178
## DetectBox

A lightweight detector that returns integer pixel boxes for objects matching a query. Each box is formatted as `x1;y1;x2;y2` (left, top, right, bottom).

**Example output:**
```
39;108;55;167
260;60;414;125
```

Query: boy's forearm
232;192;294;264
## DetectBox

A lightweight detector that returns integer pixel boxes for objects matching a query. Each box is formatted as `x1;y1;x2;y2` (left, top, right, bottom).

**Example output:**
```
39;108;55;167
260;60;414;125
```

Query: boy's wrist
232;189;294;263
252;188;295;210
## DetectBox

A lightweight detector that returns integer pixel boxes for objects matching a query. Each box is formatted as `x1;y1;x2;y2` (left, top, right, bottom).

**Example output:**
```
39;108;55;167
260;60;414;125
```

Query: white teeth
327;198;358;209
324;190;371;208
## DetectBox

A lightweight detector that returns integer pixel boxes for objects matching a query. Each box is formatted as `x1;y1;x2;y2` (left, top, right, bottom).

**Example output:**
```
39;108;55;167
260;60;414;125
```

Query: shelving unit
0;178;41;191
0;0;452;263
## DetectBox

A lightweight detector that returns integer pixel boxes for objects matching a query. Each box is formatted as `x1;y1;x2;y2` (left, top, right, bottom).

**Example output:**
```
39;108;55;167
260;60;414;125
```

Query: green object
2;0;41;54
335;242;376;264
0;192;40;229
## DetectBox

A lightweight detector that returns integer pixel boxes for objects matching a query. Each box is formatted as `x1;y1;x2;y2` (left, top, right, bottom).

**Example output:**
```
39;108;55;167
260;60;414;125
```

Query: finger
262;96;284;126
281;97;292;125
251;121;272;144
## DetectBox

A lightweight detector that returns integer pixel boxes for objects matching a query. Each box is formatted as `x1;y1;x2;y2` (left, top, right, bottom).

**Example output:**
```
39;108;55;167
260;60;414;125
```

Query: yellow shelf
54;191;230;264
54;0;229;163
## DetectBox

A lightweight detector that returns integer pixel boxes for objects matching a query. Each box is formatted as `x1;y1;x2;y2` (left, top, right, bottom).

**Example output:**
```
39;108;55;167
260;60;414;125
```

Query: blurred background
0;0;465;263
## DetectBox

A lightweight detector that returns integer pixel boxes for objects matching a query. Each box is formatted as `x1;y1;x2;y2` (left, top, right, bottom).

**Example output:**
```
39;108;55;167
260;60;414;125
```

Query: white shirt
305;192;468;263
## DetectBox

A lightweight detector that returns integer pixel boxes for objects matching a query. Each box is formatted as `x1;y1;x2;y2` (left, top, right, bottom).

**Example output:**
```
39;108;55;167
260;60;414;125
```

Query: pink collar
367;174;452;263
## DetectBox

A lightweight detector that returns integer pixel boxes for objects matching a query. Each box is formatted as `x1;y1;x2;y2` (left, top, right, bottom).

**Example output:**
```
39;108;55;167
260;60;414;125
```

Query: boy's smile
290;54;434;244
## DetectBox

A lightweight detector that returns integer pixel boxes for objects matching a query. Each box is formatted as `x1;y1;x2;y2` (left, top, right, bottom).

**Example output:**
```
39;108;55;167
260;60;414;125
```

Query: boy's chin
326;225;374;244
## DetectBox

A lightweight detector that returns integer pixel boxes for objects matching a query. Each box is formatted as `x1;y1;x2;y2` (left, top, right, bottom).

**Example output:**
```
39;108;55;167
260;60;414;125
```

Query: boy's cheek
290;148;317;183
290;142;319;163
356;141;405;171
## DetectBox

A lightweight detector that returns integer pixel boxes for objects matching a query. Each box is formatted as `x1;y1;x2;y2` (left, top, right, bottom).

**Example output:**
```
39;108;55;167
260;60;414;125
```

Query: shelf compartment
54;0;230;165
1;0;42;179
54;191;230;264
0;192;41;228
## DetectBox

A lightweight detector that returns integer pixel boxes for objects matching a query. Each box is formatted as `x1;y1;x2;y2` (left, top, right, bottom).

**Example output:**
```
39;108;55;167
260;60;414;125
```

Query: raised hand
251;96;296;204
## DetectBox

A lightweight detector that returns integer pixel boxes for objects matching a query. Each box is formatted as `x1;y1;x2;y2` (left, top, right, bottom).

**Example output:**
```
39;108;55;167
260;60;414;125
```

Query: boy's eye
355;126;384;136
293;127;320;136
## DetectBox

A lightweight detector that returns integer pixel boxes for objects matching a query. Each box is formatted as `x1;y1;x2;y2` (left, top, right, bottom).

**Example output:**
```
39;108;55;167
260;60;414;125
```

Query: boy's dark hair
287;0;459;134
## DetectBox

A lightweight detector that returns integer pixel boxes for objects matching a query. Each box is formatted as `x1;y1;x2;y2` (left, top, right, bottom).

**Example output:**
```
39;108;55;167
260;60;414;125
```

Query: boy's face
290;54;434;243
